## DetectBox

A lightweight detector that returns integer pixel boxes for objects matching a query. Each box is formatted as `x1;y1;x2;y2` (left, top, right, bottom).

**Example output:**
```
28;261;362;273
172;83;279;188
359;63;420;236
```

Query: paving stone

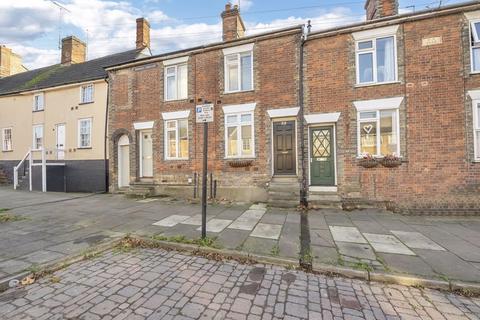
378;253;437;277
90;300;117;316
390;230;445;251
330;226;368;244
336;242;376;260
364;233;415;256
153;215;190;227
196;219;232;233
250;223;282;240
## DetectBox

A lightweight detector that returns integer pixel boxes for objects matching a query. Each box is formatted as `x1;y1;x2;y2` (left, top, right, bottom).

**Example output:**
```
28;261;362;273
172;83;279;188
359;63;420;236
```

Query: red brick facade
107;3;480;214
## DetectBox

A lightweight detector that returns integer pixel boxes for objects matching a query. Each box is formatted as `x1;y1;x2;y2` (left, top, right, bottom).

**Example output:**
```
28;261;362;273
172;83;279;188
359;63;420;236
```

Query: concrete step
308;200;343;210
270;176;299;184
127;184;155;198
267;199;299;208
308;192;341;202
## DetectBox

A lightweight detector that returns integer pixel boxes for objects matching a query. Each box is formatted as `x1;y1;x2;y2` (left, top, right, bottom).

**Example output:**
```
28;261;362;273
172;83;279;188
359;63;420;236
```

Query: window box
380;155;402;168
357;155;379;168
227;159;253;168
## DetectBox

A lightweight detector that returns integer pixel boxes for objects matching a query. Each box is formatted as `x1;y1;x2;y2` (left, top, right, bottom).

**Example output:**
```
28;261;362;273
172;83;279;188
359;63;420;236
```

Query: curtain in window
377;37;395;82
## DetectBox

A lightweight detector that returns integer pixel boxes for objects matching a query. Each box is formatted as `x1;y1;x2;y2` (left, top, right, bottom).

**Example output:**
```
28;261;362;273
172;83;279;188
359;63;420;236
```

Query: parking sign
196;104;214;123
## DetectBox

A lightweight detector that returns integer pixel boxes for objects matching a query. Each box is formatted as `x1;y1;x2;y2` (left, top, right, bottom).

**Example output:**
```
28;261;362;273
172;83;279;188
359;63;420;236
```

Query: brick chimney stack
61;36;86;65
0;45;27;77
136;17;151;50
365;0;398;20
221;2;246;42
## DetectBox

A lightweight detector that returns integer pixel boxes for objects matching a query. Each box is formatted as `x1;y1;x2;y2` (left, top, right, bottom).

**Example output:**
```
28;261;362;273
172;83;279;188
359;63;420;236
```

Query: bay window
356;36;397;84
165;119;188;160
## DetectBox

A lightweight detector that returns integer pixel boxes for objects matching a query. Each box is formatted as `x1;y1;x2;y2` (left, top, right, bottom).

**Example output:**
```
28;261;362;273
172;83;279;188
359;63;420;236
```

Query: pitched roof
0;48;145;96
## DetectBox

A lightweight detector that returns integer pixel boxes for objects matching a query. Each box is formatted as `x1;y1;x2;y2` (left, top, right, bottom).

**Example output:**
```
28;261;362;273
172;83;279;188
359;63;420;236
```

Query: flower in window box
358;154;379;168
380;154;402;168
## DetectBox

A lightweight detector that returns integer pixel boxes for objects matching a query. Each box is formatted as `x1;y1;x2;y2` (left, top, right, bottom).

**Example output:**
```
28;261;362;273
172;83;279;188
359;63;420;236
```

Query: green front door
310;127;335;186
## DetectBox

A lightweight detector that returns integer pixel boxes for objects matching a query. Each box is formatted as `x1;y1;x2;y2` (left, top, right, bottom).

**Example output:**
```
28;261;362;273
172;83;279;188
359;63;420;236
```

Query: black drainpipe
103;78;110;193
299;22;310;206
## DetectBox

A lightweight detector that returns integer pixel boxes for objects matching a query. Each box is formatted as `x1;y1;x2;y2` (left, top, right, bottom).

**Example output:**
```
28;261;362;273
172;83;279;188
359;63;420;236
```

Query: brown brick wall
304;12;480;212
108;32;301;199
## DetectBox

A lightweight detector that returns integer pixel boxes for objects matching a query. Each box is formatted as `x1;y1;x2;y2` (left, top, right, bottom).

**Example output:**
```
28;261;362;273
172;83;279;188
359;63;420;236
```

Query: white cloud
4;1;360;70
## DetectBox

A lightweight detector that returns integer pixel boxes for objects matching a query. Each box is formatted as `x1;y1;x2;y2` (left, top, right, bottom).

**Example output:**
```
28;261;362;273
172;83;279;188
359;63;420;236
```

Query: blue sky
0;0;469;69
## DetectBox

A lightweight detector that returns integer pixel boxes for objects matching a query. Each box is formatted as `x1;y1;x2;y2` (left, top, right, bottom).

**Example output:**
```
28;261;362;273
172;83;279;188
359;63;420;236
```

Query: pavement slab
196;219;232;233
152;215;190;227
329;226;368;244
364;233;415;256
336;242;377;260
391;230;445;251
250;223;283;240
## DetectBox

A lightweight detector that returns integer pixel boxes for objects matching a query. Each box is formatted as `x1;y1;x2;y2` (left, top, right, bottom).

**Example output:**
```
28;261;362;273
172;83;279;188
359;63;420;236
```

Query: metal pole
42;148;47;192
29;150;32;192
201;122;208;239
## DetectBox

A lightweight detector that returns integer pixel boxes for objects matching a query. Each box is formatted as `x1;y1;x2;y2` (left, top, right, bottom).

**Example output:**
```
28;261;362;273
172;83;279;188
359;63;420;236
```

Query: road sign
196;104;214;123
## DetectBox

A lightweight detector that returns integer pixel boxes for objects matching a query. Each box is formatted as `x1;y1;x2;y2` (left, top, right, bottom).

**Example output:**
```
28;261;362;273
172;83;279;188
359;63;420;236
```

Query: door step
308;191;342;209
267;176;300;208
127;183;156;198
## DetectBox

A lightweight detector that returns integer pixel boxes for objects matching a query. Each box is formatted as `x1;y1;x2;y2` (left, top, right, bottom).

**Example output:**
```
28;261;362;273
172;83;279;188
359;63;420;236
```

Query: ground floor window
165;119;188;159
2;128;12;151
475;102;480;160
78;118;92;148
225;112;254;158
358;109;399;156
33;125;43;150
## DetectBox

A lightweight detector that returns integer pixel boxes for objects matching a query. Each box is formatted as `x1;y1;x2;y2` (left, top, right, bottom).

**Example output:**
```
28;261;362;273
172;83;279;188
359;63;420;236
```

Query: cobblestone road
0;249;479;320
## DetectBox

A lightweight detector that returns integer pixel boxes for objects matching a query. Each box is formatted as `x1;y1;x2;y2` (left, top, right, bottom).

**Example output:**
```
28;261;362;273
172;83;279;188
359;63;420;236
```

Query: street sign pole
196;103;214;240
201;121;208;239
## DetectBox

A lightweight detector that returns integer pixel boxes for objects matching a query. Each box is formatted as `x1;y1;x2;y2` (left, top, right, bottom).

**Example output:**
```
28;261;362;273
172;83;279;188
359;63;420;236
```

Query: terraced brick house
107;1;480;214
0;19;151;192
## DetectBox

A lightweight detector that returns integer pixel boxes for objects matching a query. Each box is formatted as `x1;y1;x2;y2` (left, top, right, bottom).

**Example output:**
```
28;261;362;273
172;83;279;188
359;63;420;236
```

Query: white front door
140;130;153;177
118;135;130;188
56;124;66;160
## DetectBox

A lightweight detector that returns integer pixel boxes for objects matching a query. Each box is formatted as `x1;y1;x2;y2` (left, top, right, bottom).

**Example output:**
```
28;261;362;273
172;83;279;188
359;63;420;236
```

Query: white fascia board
353;96;404;111
222;43;255;56
222;103;256;114
468;90;480;100
162;56;189;66
162;110;191;120
267;107;300;118
133;121;155;130
352;25;399;40
465;10;480;21
304;112;341;124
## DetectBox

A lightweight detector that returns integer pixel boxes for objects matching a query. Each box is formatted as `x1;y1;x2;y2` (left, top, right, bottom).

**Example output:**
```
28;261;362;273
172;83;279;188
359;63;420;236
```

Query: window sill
165;158;189;161
33;109;45;113
355;81;401;88
164;98;189;103
1;150;13;153
356;155;403;160
224;156;256;160
77;147;92;150
79;101;94;105
223;89;255;95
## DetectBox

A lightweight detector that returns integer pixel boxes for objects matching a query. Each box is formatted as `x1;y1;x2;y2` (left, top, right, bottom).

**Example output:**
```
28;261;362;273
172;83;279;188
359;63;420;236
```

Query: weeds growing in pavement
151;234;222;249
0;211;26;223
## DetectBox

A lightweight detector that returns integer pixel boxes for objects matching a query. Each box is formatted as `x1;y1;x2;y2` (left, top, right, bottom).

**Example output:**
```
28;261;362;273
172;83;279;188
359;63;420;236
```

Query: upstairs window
33;93;44;111
471;21;480;72
358;109;399;156
356;36;397;84
78;118;92;148
165;64;188;101
33;125;44;150
81;84;94;103
2;128;12;151
223;44;254;93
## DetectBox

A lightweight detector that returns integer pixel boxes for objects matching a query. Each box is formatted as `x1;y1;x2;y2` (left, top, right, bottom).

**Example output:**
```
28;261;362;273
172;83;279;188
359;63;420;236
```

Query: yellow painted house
0;19;151;192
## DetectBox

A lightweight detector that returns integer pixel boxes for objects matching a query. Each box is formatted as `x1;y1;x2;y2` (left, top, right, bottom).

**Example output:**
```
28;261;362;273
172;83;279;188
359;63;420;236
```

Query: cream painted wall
0;80;108;162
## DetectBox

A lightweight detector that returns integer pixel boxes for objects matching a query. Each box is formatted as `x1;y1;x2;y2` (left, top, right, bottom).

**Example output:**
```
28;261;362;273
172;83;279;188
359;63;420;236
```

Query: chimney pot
225;3;232;11
61;36;86;65
136;17;151;50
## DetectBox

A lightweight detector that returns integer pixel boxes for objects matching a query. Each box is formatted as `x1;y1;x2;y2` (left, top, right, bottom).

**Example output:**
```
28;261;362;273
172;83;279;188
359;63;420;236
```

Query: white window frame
470;19;480;74
80;83;94;104
164;118;189;160
223;103;256;159
2;128;13;152
33;92;45;111
32;125;44;150
77;118;92;149
355;35;398;85
164;63;188;101
223;46;254;93
474;101;480;161
356;109;400;157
